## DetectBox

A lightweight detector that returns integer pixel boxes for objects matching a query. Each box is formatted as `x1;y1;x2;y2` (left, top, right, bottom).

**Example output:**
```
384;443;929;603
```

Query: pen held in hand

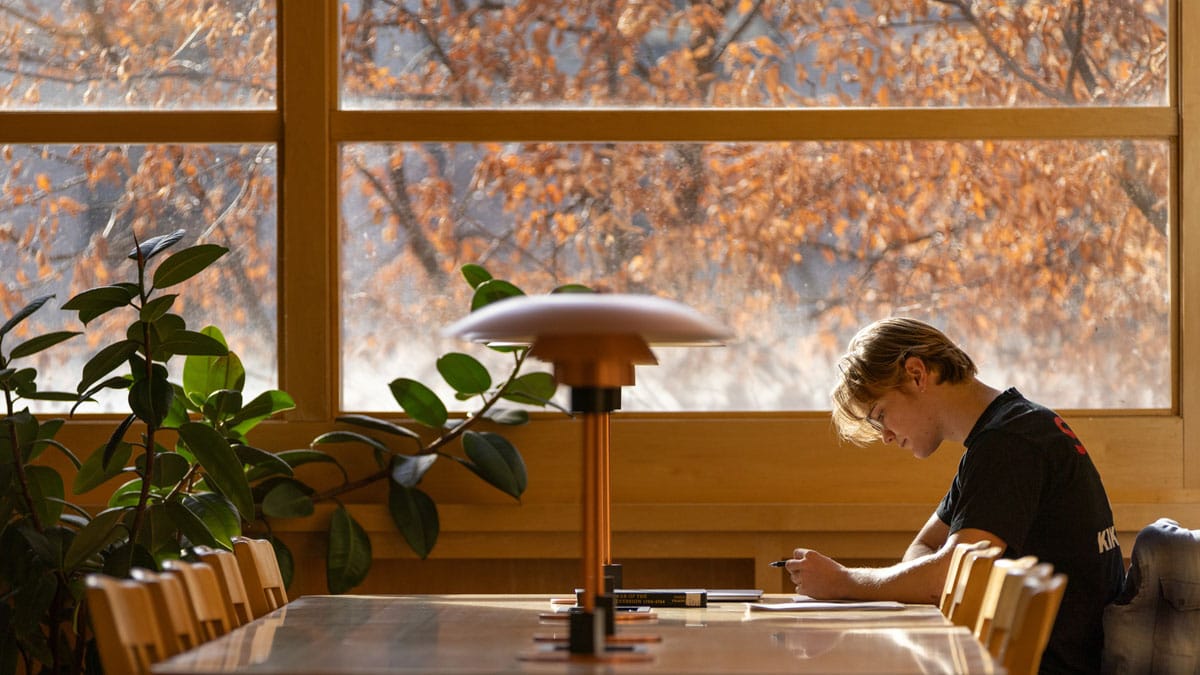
769;560;789;568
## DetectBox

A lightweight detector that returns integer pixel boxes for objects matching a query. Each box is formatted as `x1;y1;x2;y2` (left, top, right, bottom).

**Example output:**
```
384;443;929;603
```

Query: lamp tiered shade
445;293;730;656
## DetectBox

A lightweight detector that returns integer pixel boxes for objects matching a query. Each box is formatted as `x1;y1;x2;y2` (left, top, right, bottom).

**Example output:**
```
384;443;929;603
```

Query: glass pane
339;140;1169;412
1;143;278;412
0;1;275;110
341;0;1167;109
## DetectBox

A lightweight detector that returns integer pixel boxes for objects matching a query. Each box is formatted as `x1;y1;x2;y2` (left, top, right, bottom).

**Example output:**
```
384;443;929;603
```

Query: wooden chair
162;559;235;641
984;562;1053;657
945;545;1003;628
973;555;1038;646
130;567;203;656
939;540;992;616
195;545;255;627
999;572;1068;675
85;574;169;675
233;536;289;618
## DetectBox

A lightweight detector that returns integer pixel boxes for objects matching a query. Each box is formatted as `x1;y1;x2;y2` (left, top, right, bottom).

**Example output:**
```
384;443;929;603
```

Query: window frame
1;1;1195;488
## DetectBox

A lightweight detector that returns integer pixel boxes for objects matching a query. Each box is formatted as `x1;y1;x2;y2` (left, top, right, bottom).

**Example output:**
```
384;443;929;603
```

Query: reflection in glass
341;1;1167;109
0;144;278;411
0;1;276;110
339;140;1169;412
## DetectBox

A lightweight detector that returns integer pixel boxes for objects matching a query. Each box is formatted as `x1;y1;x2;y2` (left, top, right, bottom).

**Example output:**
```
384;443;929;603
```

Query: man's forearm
841;553;948;605
902;540;938;562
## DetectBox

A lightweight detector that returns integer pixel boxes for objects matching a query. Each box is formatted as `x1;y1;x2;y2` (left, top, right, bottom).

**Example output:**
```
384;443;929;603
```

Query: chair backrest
946;545;1004;628
985;562;1053;657
973;555;1038;645
233;536;289;618
162;559;235;641
195;546;255;627
999;571;1068;675
939;540;992;616
130;567;203;656
85;574;169;675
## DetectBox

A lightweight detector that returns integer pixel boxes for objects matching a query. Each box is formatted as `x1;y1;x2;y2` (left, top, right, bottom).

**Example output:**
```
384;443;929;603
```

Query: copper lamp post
445;293;730;658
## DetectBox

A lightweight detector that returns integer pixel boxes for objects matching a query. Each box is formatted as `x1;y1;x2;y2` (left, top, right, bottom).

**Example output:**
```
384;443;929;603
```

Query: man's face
866;382;941;459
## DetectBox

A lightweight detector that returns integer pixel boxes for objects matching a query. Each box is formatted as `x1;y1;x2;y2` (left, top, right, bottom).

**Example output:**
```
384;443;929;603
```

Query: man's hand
785;548;849;599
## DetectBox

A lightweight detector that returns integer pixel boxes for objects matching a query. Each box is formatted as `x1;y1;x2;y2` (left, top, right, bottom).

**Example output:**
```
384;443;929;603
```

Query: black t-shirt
935;388;1124;674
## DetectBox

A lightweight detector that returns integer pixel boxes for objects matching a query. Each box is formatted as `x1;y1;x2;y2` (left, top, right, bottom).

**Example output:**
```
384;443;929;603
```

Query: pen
769;560;789;567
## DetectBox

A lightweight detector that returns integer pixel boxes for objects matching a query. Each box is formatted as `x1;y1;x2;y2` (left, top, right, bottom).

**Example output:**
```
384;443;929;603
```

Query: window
336;1;1172;412
1;2;278;412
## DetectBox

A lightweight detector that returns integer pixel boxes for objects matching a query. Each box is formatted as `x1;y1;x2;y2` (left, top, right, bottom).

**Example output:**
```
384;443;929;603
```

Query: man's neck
940;379;1003;445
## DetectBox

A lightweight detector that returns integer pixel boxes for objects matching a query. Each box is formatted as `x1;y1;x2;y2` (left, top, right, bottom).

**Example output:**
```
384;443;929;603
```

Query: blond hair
831;318;976;445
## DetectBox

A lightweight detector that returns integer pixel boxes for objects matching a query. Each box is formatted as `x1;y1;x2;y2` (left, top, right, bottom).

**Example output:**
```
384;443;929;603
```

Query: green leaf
270;449;348;482
551;283;594;294
135;502;178;558
436;352;492;395
140;294;177;322
0;294;54;340
501;372;558;406
101;414;137;469
164;499;220;548
24;466;65;526
62;286;136;325
28;439;80;470
269;536;294;589
63;507;128;572
262;479;315;518
129;369;174;428
77;340;138;394
182;327;244;401
108;478;143;508
8;331;81;360
177;422;254;521
129;228;186;261
23;391;82;402
72;439;131;495
155;329;229;357
327;506;371;595
470;279;525;311
72;376;132;415
148;451;191;488
460;264;493;289
311;430;393;458
390;453;438;489
202;389;243;422
334;414;420;439
234;444;293;479
387;483;439;560
181;493;241;549
227;390;295;435
153;244;228;289
460;431;527;500
161;385;192;429
388;378;448;428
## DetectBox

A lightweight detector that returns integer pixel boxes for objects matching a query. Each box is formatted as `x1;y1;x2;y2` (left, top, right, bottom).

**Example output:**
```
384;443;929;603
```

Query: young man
783;317;1124;673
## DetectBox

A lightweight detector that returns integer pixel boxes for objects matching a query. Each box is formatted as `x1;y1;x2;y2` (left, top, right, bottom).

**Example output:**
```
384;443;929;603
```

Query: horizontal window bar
334;107;1177;143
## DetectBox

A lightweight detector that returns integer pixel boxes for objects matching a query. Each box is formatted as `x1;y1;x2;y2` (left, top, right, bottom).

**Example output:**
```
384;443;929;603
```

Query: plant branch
310;348;533;502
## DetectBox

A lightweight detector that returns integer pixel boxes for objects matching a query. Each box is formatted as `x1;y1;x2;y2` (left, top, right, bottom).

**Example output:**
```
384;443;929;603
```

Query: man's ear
903;355;928;390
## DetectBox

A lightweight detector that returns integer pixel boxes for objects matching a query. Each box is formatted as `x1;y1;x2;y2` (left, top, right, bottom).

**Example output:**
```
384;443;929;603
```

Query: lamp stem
581;411;606;613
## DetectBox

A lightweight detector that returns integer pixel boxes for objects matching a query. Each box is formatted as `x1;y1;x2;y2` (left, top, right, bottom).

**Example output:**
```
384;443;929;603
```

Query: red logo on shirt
1054;416;1088;455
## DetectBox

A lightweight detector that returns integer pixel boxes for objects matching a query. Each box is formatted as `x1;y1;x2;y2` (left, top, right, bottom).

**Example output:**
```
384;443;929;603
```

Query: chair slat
233;536;289;618
86;574;170;675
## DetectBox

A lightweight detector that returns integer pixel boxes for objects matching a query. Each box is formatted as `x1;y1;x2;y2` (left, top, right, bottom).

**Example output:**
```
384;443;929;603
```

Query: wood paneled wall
57;412;1200;597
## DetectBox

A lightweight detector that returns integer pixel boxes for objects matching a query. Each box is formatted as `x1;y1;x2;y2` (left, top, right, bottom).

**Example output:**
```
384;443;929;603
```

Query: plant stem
311;348;532;502
125;253;157;560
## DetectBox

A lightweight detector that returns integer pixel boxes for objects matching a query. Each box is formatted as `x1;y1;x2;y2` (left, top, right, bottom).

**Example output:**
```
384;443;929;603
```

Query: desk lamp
445;293;730;658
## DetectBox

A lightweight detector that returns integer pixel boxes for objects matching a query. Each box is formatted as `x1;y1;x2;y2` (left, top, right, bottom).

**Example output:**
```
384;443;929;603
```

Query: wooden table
151;594;1003;674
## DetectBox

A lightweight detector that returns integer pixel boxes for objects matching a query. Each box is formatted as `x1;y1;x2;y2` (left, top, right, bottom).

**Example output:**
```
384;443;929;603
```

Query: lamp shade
442;293;732;346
